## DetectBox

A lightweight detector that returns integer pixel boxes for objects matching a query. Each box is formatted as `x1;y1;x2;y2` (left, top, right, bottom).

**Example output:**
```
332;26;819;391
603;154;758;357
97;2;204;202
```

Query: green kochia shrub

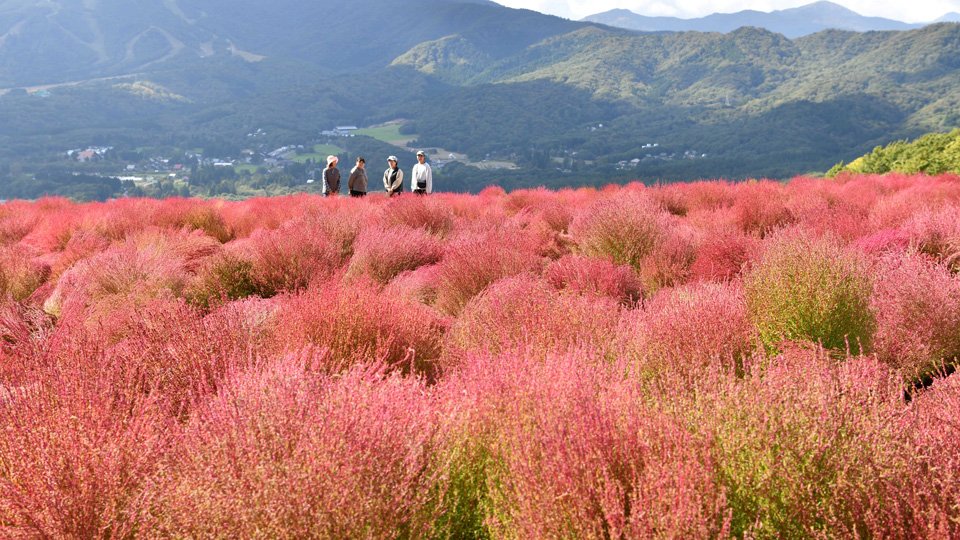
744;231;875;354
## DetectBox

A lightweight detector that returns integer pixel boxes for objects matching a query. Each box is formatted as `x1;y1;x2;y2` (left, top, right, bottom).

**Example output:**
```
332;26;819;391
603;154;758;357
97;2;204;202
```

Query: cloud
494;0;960;23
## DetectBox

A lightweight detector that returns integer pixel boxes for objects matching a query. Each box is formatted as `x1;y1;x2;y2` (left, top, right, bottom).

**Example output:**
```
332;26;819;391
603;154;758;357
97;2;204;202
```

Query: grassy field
356;123;417;146
293;144;345;164
234;164;261;174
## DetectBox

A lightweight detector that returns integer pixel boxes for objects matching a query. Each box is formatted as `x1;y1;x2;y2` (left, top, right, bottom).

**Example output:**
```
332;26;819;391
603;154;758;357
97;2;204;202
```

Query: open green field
355;123;417;146
293;144;345;164
234;164;261;174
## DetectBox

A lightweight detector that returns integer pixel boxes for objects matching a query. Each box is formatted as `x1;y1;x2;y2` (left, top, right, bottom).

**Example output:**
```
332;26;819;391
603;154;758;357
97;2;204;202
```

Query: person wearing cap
383;155;404;197
348;156;368;197
322;155;341;196
411;150;433;195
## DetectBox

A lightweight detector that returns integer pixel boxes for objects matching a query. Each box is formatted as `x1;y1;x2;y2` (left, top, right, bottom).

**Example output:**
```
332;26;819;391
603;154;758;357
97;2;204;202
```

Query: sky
493;0;960;23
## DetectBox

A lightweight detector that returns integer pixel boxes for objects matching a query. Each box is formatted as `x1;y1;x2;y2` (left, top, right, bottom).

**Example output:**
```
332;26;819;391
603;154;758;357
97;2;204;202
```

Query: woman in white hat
383;155;404;197
322;155;340;196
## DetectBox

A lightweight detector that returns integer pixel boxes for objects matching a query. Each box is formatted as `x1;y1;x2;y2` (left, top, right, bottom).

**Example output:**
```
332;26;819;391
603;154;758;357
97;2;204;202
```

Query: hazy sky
493;0;960;22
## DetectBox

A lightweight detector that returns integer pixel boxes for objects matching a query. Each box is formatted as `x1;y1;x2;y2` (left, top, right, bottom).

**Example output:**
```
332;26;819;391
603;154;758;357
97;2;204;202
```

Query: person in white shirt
410;150;433;194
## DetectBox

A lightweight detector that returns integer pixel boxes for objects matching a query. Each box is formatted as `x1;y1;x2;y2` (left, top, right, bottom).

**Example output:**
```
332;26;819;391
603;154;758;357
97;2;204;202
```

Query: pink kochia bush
544;254;643;304
273;279;448;376
871;252;960;382
444;274;621;368
4;176;960;537
437;351;731;538
618;281;756;379
154;354;441;538
433;227;543;315
347;224;444;284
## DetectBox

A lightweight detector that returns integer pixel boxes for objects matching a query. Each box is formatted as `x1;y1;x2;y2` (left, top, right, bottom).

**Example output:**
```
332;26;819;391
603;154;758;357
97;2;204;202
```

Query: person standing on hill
411;150;432;195
322;155;341;196
348;156;368;197
383;155;404;196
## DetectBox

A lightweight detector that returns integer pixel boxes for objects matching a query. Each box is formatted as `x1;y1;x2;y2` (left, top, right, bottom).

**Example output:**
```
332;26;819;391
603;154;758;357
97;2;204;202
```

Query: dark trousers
350;190;366;197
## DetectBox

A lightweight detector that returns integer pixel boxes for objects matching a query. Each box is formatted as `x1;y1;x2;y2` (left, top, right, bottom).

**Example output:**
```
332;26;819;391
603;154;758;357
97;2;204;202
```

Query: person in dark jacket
322;155;341;196
383;155;404;196
348;156;368;197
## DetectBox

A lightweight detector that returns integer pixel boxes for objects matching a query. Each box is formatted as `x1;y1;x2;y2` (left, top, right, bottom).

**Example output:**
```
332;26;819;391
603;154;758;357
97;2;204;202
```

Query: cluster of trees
0;171;132;201
829;129;960;176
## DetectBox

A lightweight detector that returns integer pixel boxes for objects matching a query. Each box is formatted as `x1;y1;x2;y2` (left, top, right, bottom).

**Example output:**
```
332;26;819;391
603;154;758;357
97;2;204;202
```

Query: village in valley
58;121;528;198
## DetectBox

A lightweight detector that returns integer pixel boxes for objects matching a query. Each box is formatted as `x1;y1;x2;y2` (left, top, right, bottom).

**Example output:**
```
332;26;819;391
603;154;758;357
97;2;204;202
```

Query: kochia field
1;174;959;538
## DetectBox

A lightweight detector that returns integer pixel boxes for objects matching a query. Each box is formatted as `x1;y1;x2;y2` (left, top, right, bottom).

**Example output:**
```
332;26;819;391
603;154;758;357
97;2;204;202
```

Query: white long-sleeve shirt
411;162;433;194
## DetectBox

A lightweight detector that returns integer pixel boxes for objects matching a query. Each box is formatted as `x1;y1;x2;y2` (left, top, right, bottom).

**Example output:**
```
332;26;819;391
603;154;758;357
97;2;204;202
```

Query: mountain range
2;0;960;189
583;1;925;38
0;0;586;87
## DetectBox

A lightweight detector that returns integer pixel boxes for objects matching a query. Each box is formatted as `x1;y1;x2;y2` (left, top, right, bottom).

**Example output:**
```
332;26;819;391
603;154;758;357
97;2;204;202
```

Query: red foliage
441;350;730;538
730;180;794;236
380;193;455;236
544;254;643;303
244;218;346;296
444;274;621;369
273;279;448;376
347;224;444;284
433;227;543;315
4;176;960;537
155;355;441;537
871;253;960;382
689;230;760;282
618;281;756;379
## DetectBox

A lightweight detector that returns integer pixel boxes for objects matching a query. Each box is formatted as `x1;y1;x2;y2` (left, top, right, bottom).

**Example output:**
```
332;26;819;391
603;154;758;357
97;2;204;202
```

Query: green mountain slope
828;129;960;175
3;0;960;186
0;0;583;86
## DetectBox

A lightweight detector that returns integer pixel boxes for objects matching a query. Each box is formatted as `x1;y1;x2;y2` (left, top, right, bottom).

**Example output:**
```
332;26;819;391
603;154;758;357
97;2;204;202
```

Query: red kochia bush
444;350;729;538
347;224;445;284
274;279;448;376
433;228;543;315
0;202;39;246
902;205;960;270
385;264;442;305
43;238;192;321
689;230;761;282
244;219;346;296
906;374;960;537
444;274;620;369
380;193;455;236
0;346;172;539
99;298;273;417
618;281;756;380
0;246;50;302
155;354;441;538
871;253;960;383
544;254;642;304
730;180;794;236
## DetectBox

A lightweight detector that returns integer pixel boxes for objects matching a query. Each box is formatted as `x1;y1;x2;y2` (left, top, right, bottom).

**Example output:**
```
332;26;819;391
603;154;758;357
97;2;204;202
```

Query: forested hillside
829;129;960;176
3;0;960;196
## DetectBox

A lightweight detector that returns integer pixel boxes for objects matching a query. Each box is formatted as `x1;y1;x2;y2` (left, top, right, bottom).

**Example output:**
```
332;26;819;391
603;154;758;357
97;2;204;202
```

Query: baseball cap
416;150;425;156
388;155;398;161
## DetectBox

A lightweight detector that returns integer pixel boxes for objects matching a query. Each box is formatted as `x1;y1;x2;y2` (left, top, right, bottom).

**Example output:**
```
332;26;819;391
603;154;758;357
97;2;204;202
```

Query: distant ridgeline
3;0;960;192
828;130;960;176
